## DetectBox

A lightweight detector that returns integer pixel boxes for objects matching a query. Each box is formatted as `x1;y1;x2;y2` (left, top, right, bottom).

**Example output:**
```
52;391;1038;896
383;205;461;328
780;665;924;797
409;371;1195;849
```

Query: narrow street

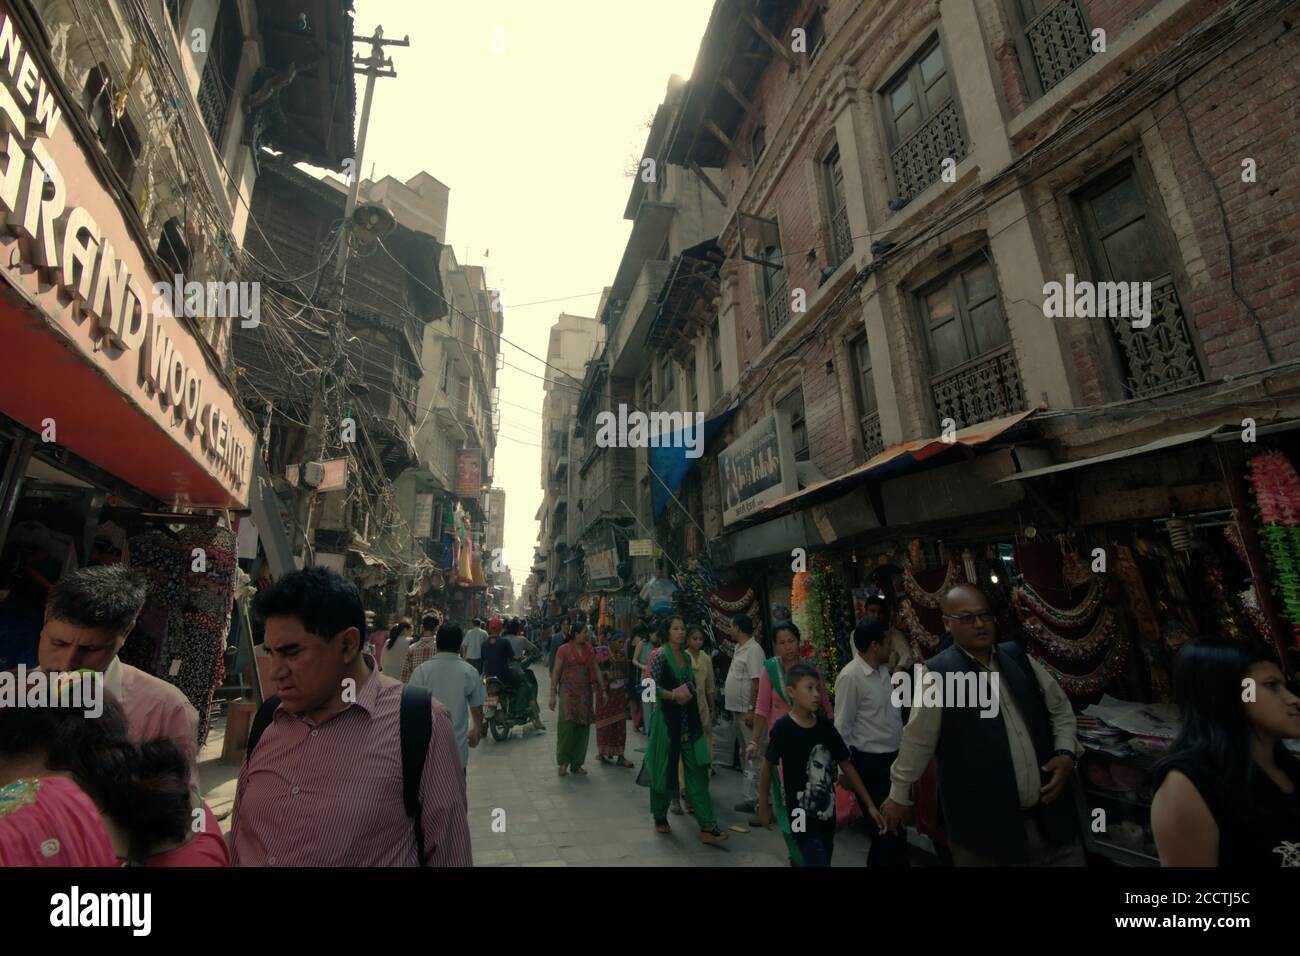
203;662;876;867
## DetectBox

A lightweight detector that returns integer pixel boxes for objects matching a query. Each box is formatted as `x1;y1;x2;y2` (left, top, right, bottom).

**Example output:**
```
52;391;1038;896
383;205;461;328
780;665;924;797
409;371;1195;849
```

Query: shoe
654;820;671;834
670;801;684;816
699;826;729;845
733;801;756;813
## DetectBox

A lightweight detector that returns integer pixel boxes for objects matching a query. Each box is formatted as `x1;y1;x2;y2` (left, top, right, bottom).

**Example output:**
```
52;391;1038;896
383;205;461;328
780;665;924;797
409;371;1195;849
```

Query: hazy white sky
351;0;714;596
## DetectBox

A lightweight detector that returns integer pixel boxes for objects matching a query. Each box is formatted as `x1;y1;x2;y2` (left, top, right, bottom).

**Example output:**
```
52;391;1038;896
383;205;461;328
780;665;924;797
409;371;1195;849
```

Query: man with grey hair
881;583;1083;866
38;564;199;784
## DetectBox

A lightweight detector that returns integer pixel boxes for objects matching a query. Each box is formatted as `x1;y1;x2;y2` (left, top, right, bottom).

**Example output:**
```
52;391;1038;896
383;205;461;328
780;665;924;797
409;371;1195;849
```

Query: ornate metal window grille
1074;162;1204;400
764;269;790;340
824;147;851;269
1112;275;1201;397
197;0;241;146
165;0;181;30
1025;0;1094;93
889;99;968;201
861;410;885;459
930;346;1026;429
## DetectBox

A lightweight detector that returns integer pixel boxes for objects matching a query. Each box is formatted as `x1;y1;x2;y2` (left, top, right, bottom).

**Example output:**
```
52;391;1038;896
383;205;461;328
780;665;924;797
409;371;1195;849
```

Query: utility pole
295;24;409;567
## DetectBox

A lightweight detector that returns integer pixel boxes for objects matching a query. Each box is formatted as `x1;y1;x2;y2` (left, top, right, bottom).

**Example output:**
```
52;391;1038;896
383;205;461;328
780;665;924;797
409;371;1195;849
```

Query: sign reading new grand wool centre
0;11;249;495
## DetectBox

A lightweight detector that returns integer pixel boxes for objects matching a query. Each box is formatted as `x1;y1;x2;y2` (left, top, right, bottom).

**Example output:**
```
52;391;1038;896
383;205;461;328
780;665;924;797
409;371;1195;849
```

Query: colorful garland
1028;628;1131;698
1020;606;1116;662
1012;578;1103;628
897;598;942;657
791;560;840;694
1246;451;1300;646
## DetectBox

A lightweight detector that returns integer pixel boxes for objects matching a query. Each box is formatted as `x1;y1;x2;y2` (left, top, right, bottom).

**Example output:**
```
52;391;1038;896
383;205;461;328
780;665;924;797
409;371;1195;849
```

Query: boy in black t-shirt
758;663;885;866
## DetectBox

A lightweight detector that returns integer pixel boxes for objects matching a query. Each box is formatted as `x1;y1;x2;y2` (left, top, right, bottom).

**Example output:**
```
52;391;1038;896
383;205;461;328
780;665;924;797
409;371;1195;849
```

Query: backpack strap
399;684;435;866
244;695;281;763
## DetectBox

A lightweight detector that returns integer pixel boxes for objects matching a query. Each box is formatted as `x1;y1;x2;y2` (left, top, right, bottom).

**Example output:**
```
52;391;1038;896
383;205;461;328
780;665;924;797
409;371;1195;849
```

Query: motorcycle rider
506;619;545;730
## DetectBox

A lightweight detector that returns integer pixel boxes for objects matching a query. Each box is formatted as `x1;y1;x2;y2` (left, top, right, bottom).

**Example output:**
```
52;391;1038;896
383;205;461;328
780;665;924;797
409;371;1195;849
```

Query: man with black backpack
230;568;472;866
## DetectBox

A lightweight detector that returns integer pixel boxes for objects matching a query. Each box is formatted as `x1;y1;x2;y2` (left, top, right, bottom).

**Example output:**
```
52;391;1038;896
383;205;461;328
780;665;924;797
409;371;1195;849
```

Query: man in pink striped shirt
231;568;472;867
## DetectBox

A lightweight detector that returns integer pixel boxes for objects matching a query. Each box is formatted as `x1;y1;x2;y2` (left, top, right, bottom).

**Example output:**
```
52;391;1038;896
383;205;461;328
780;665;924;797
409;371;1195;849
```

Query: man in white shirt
723;613;766;823
834;619;908;866
462;618;488;674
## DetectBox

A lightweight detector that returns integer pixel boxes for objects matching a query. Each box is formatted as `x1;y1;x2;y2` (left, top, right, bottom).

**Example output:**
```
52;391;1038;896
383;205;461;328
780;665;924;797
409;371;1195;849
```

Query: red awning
756;409;1037;517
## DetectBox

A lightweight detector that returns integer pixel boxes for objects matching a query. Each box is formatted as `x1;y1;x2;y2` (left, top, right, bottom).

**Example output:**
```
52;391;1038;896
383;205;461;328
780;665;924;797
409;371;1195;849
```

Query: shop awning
649;405;738;516
755;409;1037;517
995;425;1226;483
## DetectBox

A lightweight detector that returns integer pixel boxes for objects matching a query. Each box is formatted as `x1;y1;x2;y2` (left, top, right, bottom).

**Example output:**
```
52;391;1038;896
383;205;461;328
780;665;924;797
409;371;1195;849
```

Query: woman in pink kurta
746;623;832;763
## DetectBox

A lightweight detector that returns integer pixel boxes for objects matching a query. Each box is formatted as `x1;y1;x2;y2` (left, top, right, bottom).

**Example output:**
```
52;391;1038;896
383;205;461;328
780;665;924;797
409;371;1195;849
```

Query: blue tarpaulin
650;407;736;517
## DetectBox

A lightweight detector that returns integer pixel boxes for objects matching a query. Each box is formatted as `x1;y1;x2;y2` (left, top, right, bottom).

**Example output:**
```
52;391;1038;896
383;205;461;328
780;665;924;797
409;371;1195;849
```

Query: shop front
0;5;254;748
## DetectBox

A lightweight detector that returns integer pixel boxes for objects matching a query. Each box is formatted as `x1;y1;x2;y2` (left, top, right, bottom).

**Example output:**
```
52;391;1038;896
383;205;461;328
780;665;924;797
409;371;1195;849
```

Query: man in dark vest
880;584;1084;865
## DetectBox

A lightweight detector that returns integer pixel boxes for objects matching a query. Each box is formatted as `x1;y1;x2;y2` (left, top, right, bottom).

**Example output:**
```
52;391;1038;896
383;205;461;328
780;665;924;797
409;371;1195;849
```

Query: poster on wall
719;412;799;526
455;449;482;497
413;493;434;538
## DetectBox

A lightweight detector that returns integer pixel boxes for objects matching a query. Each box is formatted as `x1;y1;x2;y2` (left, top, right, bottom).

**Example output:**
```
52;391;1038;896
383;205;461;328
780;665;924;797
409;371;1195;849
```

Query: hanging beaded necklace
1013;578;1102;628
902;560;962;609
1028;630;1131;698
1021;606;1116;662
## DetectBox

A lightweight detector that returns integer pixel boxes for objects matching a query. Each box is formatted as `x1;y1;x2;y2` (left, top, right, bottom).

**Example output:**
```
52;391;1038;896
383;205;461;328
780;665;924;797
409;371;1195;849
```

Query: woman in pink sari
0;672;227;866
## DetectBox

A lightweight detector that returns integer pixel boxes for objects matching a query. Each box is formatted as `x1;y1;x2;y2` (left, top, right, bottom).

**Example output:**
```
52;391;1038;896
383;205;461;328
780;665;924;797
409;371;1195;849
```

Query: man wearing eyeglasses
880;584;1084;866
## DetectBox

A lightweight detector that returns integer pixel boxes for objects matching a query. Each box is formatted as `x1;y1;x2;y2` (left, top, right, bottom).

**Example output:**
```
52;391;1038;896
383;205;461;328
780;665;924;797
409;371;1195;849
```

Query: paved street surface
200;663;881;867
462;665;874;867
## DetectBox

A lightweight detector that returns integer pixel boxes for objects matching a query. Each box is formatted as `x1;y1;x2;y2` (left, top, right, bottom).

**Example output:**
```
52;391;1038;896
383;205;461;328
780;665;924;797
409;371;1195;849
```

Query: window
1073;161;1201;397
805;10;827;63
640;372;652;413
156;217;190;279
849;334;883;457
708;318;723;401
881;37;967;200
196;0;242;147
750;124;767;163
82;66;141;187
761;223;790;340
686;356;698;410
776;387;809;462
822;145;850;268
1012;0;1094;96
657;355;675;403
918;255;1024;427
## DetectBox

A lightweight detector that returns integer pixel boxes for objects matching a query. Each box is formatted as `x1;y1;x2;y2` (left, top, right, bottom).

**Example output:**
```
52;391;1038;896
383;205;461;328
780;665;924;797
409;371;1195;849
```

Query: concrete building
534;313;603;610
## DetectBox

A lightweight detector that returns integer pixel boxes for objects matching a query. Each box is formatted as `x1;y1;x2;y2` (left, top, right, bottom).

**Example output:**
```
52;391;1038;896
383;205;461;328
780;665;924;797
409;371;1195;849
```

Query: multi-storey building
627;0;1300;661
535;313;603;610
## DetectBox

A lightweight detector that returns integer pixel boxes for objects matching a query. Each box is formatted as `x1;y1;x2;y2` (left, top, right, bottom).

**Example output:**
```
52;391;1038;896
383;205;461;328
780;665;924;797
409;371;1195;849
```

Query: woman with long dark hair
1151;638;1300;866
379;620;413;677
0;673;224;865
550;621;600;776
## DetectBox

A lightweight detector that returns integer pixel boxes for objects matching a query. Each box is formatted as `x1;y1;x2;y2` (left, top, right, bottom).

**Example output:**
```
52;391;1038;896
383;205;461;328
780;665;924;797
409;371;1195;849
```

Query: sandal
558;766;568;777
572;766;588;775
670;801;684;816
654;820;671;834
617;757;635;768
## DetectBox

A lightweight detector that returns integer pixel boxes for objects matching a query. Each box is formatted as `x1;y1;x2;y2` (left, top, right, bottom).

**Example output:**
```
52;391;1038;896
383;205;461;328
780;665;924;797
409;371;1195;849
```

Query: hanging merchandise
121;532;187;678
1028;630;1131;698
1115;544;1170;701
1245;450;1300;646
706;582;761;649
1013;578;1104;628
176;525;237;747
1019;606;1117;662
1060;536;1093;589
898;559;964;660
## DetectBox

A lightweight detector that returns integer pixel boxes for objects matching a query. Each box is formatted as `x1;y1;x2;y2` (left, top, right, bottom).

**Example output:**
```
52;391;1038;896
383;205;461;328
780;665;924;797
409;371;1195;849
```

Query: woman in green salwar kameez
636;616;728;845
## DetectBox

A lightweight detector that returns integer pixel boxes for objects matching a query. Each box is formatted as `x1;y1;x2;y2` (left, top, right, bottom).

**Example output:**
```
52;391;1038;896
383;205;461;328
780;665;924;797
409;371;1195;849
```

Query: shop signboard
628;539;654;557
413;493;434;538
455;449;482;498
719;411;799;526
585;548;617;581
0;7;254;507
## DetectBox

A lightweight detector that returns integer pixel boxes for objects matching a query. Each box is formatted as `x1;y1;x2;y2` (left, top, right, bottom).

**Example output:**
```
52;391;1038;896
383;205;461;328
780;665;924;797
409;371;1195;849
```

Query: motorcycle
483;649;544;742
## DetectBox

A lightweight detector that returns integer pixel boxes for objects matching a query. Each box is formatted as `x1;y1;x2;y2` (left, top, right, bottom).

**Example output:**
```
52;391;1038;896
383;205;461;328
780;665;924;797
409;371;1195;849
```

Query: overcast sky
349;0;713;597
